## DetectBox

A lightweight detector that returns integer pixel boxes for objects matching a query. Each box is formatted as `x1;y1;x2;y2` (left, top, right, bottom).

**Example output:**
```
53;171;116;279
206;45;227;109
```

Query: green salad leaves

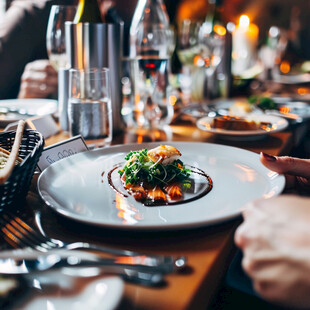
118;149;192;189
248;95;277;110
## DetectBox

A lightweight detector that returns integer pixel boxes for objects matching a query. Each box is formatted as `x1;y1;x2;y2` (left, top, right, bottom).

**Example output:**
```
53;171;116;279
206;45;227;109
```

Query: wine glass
46;5;77;71
177;20;202;105
197;22;226;109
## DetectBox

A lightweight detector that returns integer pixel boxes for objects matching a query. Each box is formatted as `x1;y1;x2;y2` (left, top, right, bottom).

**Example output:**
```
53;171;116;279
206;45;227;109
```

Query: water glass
68;68;113;149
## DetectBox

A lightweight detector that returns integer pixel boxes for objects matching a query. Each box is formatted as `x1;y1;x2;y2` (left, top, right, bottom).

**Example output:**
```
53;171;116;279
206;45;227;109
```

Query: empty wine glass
46;5;77;71
177;20;202;105
198;22;226;109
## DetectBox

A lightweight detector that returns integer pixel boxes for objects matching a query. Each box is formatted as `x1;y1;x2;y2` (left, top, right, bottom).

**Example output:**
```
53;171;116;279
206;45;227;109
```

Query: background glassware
68;68;113;149
129;0;174;129
177;20;203;104
46;5;77;71
197;21;226;108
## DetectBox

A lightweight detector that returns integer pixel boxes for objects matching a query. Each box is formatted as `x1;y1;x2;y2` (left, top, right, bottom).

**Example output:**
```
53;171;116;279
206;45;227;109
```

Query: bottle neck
205;0;224;27
74;0;103;23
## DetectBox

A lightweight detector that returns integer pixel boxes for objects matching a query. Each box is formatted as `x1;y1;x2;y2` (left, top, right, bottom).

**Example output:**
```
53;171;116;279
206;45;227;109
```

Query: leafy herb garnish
118;149;192;189
248;95;277;110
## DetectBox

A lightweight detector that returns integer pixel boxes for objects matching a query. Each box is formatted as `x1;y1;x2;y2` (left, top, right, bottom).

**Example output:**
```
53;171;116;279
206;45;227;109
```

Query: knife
0;249;186;279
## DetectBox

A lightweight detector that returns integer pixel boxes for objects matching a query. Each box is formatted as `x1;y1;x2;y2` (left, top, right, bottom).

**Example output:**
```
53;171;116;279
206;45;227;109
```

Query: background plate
0;98;57;127
38;142;285;230
197;114;288;141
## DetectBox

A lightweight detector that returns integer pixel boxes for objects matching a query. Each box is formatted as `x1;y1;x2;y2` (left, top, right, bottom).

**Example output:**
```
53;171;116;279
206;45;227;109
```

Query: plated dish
117;145;211;206
38;142;285;230
0;99;57;127
207;98;310;123
197;114;288;140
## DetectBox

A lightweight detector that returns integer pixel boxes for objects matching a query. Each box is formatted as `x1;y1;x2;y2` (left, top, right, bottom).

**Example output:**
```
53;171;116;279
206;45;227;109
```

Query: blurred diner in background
0;0;309;309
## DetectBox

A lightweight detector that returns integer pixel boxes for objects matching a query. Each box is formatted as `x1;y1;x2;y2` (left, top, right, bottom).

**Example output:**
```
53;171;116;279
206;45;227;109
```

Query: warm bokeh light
279;106;291;114
214;25;226;36
280;61;291;74
239;15;250;28
298;88;309;95
169;95;177;106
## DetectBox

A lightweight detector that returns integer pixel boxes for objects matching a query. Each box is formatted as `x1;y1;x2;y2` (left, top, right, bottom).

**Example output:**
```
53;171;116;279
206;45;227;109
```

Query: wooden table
15;122;305;309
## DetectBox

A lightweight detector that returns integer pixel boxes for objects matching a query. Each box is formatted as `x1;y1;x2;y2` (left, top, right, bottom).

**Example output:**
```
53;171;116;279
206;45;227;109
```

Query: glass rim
69;67;109;74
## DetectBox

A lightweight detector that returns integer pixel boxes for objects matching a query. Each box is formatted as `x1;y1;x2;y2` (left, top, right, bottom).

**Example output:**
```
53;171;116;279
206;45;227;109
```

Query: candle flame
239;15;250;28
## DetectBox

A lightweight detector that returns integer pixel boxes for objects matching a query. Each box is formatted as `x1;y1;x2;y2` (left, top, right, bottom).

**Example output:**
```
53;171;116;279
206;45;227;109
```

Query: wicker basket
0;129;44;210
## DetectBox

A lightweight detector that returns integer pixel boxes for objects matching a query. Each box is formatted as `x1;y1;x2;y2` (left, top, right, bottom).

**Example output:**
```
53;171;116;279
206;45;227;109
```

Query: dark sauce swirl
107;163;213;207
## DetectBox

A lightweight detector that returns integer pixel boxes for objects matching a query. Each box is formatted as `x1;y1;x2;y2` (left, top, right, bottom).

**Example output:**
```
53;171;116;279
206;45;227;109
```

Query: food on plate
211;115;271;131
248;95;277;110
228;100;253;115
118;145;192;204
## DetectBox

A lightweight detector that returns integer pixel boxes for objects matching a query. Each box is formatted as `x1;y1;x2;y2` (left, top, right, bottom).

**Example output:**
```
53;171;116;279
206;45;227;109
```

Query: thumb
260;152;310;179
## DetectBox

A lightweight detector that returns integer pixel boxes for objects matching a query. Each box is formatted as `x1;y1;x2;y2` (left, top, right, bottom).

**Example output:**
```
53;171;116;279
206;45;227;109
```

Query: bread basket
0;129;44;210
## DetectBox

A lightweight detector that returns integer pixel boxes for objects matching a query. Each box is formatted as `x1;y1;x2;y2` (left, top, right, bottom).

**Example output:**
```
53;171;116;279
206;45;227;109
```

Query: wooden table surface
19;121;303;309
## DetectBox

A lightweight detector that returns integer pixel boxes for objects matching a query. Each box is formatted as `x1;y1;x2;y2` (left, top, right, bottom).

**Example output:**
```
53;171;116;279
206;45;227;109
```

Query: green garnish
118;149;192;189
248;95;277;110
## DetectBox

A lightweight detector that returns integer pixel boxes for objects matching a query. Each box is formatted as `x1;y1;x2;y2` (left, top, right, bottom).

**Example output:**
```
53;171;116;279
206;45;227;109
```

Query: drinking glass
46;5;77;70
177;20;202;104
198;22;226;108
68;68;113;149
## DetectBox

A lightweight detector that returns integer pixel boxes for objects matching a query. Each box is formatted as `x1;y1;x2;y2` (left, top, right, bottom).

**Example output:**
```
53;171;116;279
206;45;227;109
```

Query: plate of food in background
196;113;289;141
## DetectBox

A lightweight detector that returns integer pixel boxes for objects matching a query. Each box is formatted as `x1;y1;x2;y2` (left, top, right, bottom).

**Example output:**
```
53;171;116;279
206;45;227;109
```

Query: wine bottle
73;0;103;23
205;0;225;28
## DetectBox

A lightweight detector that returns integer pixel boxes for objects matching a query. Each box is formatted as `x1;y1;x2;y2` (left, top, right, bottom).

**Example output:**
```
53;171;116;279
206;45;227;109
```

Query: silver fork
0;212;186;273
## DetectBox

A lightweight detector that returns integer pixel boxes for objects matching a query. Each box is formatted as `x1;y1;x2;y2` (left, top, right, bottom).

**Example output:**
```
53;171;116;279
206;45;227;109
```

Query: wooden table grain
24;122;300;309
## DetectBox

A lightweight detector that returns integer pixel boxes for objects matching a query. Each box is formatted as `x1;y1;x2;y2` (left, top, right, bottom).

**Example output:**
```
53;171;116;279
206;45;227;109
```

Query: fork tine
0;213;53;252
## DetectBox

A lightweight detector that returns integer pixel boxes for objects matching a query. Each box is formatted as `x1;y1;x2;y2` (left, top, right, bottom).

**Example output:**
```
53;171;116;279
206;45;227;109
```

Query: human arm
235;195;310;309
18;59;58;98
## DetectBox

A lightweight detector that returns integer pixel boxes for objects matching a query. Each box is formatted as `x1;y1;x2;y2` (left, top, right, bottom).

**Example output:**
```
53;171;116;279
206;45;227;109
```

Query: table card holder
4;115;59;139
37;135;88;172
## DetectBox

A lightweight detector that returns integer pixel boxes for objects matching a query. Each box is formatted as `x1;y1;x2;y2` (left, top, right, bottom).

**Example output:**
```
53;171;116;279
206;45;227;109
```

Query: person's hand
260;152;310;193
18;60;58;99
235;195;310;309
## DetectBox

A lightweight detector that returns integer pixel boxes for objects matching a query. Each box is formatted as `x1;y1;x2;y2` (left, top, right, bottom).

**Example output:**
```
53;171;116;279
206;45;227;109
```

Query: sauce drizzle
107;164;213;207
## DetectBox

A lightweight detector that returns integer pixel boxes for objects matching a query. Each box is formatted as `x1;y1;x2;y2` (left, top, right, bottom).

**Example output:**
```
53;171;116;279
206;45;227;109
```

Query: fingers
18;81;56;98
24;59;56;74
18;60;58;99
21;71;58;87
260;152;310;179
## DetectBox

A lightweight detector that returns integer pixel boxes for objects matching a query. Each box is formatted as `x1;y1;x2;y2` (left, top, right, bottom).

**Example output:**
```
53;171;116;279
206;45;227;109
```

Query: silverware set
0;212;187;286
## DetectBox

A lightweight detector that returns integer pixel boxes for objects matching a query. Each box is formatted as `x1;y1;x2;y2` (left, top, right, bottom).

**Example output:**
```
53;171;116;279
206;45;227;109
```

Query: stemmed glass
46;5;77;71
177;20;225;116
197;22;226;109
177;20;202;105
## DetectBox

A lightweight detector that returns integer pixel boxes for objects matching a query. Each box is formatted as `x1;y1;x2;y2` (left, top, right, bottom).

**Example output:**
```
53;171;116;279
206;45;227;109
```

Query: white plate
197;114;289;141
266;101;310;122
209;98;310;123
15;271;123;310
38;142;285;230
0;98;57;127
